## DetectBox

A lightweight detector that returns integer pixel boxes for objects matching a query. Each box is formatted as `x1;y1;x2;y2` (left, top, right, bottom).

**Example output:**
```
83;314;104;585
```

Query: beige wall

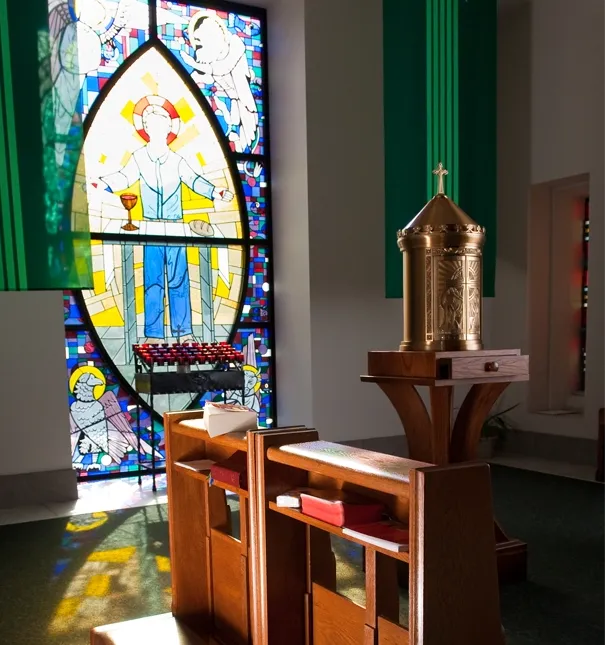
261;0;314;429
489;0;532;360
492;0;604;438
264;0;402;441
0;292;72;476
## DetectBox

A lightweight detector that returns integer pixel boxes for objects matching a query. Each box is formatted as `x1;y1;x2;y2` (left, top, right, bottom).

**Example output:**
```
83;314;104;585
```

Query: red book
300;490;384;528
210;451;248;490
342;521;409;553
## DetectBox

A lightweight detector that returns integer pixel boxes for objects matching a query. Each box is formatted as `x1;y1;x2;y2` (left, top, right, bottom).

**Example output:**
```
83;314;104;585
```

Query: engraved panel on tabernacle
437;257;465;338
425;249;433;339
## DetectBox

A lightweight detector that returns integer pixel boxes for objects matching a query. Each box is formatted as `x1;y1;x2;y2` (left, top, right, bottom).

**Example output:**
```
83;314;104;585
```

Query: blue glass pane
63;290;84;325
239;160;267;239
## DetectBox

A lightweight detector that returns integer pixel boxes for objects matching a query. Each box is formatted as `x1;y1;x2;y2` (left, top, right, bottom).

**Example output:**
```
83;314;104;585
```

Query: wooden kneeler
90;613;206;645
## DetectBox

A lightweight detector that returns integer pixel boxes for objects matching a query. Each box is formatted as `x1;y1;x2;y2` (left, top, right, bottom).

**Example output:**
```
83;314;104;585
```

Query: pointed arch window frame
63;0;277;481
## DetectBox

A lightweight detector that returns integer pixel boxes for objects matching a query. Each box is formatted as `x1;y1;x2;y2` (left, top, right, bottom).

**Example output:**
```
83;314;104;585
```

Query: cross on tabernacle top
432;162;448;195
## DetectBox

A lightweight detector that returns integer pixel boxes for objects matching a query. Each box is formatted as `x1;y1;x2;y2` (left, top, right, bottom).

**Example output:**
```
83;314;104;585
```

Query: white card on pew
204;402;258;438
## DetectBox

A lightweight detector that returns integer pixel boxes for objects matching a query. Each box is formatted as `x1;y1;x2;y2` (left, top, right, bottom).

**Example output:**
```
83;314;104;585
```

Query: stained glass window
59;0;274;479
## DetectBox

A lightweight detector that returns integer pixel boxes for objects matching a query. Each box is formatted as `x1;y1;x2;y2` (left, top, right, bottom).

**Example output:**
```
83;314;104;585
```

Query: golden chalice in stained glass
120;193;139;231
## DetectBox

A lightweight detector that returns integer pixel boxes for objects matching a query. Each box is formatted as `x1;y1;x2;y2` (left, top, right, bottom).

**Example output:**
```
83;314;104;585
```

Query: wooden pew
92;421;505;645
250;437;505;645
91;417;316;645
163;412;318;644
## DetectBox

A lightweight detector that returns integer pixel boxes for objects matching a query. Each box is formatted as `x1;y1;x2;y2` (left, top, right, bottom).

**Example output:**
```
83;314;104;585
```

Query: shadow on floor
0;505;171;645
0;465;602;645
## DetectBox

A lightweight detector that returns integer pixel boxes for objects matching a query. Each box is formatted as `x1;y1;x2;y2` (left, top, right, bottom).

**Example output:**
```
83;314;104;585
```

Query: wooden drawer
438;354;529;381
367;349;527;380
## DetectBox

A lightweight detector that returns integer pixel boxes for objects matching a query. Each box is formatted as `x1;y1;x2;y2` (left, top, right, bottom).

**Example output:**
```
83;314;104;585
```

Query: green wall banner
0;0;91;291
384;0;497;298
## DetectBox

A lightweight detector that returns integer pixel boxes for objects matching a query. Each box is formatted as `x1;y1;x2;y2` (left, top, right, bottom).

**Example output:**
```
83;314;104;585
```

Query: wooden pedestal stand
362;348;530;584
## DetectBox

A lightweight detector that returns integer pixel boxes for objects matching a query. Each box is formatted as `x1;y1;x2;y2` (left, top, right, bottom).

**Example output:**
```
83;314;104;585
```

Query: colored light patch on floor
88;546;137;564
66;512;109;533
21;507;172;644
1;468;604;645
53;596;82;619
156;555;171;573
85;574;111;597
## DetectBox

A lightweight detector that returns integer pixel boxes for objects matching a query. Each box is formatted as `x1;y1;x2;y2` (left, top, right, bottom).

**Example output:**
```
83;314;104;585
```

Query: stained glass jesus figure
99;97;233;341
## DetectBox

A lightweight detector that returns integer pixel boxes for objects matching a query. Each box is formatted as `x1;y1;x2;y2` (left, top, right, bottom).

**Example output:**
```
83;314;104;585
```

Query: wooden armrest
268;440;431;495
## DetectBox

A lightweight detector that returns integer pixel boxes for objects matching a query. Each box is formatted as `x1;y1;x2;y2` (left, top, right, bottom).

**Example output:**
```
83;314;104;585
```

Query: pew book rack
91;411;506;645
252;436;504;645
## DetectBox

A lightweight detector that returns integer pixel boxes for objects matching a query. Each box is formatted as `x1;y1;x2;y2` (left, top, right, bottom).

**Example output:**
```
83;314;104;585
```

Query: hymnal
175;459;215;473
300;490;384;528
204;402;258;438
342;521;409;552
210;451;248;490
276;488;317;509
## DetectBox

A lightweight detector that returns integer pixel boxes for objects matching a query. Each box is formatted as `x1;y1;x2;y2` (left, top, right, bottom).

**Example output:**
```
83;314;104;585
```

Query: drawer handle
485;361;499;372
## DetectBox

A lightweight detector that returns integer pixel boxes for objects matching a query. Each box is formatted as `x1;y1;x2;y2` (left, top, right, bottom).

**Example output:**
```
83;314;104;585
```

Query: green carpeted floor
0;465;602;644
492;465;604;645
0;505;172;645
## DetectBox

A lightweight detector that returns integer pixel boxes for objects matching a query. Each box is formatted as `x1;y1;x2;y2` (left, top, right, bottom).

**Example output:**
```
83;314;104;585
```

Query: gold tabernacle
397;163;485;352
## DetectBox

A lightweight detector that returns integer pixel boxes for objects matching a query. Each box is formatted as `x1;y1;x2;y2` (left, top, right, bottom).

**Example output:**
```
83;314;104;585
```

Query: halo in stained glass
76;46;243;240
65;329;161;476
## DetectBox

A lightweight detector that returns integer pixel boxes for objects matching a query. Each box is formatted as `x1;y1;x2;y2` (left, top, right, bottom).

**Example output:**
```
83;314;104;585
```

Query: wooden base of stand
363;349;531;585
397;535;527;589
492;517;528;584
496;538;528;585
